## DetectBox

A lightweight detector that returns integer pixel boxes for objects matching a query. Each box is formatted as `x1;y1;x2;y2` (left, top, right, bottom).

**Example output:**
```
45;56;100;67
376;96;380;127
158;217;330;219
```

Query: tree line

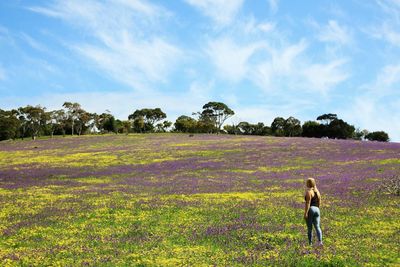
0;101;389;142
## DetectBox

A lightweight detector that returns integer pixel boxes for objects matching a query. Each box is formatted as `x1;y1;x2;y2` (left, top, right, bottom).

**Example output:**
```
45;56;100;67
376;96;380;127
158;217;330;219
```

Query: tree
132;116;145;133
102;115;117;133
284;117;302;137
174;115;197;133
0;109;20;141
128;108;167;132
45;110;58;138
54;109;68;137
156;120;172;132
316;113;337;125
201;102;234;133
327;119;355;139
63;102;82;135
353;128;369;140
22;105;46;140
193;111;217;133
74;109;91;135
237;121;255;135
302;121;323;138
223;124;238;135
365;131;389;142
16;107;29;139
121;120;132;135
271;117;286;136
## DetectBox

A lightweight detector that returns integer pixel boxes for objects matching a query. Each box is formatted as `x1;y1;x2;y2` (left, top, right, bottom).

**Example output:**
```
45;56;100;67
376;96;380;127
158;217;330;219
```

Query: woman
304;177;323;245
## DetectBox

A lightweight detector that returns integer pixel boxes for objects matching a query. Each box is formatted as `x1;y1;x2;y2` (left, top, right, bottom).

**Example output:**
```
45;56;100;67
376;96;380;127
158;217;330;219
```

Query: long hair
306;177;321;202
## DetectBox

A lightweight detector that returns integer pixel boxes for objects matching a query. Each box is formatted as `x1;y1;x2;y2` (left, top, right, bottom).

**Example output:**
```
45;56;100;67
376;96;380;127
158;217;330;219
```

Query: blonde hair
306;178;321;201
306;177;316;188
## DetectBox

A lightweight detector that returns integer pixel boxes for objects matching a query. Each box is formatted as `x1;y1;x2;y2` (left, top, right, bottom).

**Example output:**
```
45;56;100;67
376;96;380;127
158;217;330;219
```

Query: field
0;134;399;266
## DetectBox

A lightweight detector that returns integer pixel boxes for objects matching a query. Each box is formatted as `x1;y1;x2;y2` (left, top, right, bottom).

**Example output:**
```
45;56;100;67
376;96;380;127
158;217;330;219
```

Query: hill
0;134;399;266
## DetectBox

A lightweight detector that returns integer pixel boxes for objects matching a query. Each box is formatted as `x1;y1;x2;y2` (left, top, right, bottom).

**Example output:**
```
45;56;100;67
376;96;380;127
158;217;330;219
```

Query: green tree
201;102;234;133
223;124;239;135
327;119;355;139
54;109;68;137
316;113;337;125
156;120;172;132
353;128;369;140
174;115;197;133
237;121;255;135
103;115;117;133
62;102;82;135
271;117;286;136
284;116;302;137
365;131;389;142
121;120;132;135
75;109;91;135
128;108;167;132
132;116;145;133
302;121;322;138
22;105;46;140
0;109;20;141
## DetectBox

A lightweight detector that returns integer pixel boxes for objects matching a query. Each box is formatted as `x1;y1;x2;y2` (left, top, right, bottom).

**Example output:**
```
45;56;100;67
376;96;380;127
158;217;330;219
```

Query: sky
0;0;400;140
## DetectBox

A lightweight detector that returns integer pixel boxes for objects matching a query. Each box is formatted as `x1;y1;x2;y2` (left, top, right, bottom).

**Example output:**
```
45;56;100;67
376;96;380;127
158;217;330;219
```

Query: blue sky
1;0;400;140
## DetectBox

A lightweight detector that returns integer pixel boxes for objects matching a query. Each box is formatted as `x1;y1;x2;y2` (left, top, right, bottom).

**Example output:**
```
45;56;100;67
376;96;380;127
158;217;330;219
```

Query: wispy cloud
369;22;400;47
206;35;348;94
20;33;48;52
317;20;353;46
267;0;279;14
302;59;349;94
28;0;181;91
240;16;276;34
184;0;244;27
342;63;400;141
367;0;400;47
207;37;265;83
376;64;400;87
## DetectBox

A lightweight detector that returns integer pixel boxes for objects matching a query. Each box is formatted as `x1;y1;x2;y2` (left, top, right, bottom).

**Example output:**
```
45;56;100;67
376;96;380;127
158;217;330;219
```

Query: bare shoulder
305;189;312;200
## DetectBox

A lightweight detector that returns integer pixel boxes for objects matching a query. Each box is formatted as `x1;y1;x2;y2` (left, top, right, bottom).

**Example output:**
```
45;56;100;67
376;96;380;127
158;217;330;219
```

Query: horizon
1;0;400;140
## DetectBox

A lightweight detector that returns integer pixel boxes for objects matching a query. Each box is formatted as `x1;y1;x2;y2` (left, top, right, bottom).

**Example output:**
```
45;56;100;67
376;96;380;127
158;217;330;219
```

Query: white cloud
207;34;348;95
29;0;181;91
250;40;307;91
268;0;279;14
20;33;48;52
206;35;348;94
184;0;244;27
302;59;349;94
207;37;265;82
368;1;400;47
73;36;181;91
342;96;400;142
111;0;166;17
369;23;400;47
376;64;400;86
318;20;352;46
341;64;400;141
241;16;276;34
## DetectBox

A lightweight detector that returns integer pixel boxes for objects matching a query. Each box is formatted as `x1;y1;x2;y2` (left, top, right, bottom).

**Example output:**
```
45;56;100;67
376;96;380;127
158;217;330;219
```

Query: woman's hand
304;213;308;220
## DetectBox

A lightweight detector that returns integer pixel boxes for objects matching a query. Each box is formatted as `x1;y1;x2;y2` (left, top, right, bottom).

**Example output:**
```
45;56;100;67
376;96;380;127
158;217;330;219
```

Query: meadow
0;134;399;266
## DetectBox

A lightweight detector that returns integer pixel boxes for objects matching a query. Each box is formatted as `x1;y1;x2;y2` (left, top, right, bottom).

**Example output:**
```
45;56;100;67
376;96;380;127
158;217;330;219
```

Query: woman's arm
304;191;311;220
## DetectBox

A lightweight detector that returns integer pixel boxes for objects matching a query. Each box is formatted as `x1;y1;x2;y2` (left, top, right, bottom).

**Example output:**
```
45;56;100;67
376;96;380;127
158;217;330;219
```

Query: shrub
365;131;389;142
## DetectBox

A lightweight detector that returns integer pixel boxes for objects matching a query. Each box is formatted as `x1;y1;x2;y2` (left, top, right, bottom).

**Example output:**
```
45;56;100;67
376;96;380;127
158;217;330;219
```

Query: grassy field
0;134;399;266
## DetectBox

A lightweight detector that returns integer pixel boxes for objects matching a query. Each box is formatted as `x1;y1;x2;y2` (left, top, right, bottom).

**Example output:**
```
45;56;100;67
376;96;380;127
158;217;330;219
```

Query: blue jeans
307;206;322;244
